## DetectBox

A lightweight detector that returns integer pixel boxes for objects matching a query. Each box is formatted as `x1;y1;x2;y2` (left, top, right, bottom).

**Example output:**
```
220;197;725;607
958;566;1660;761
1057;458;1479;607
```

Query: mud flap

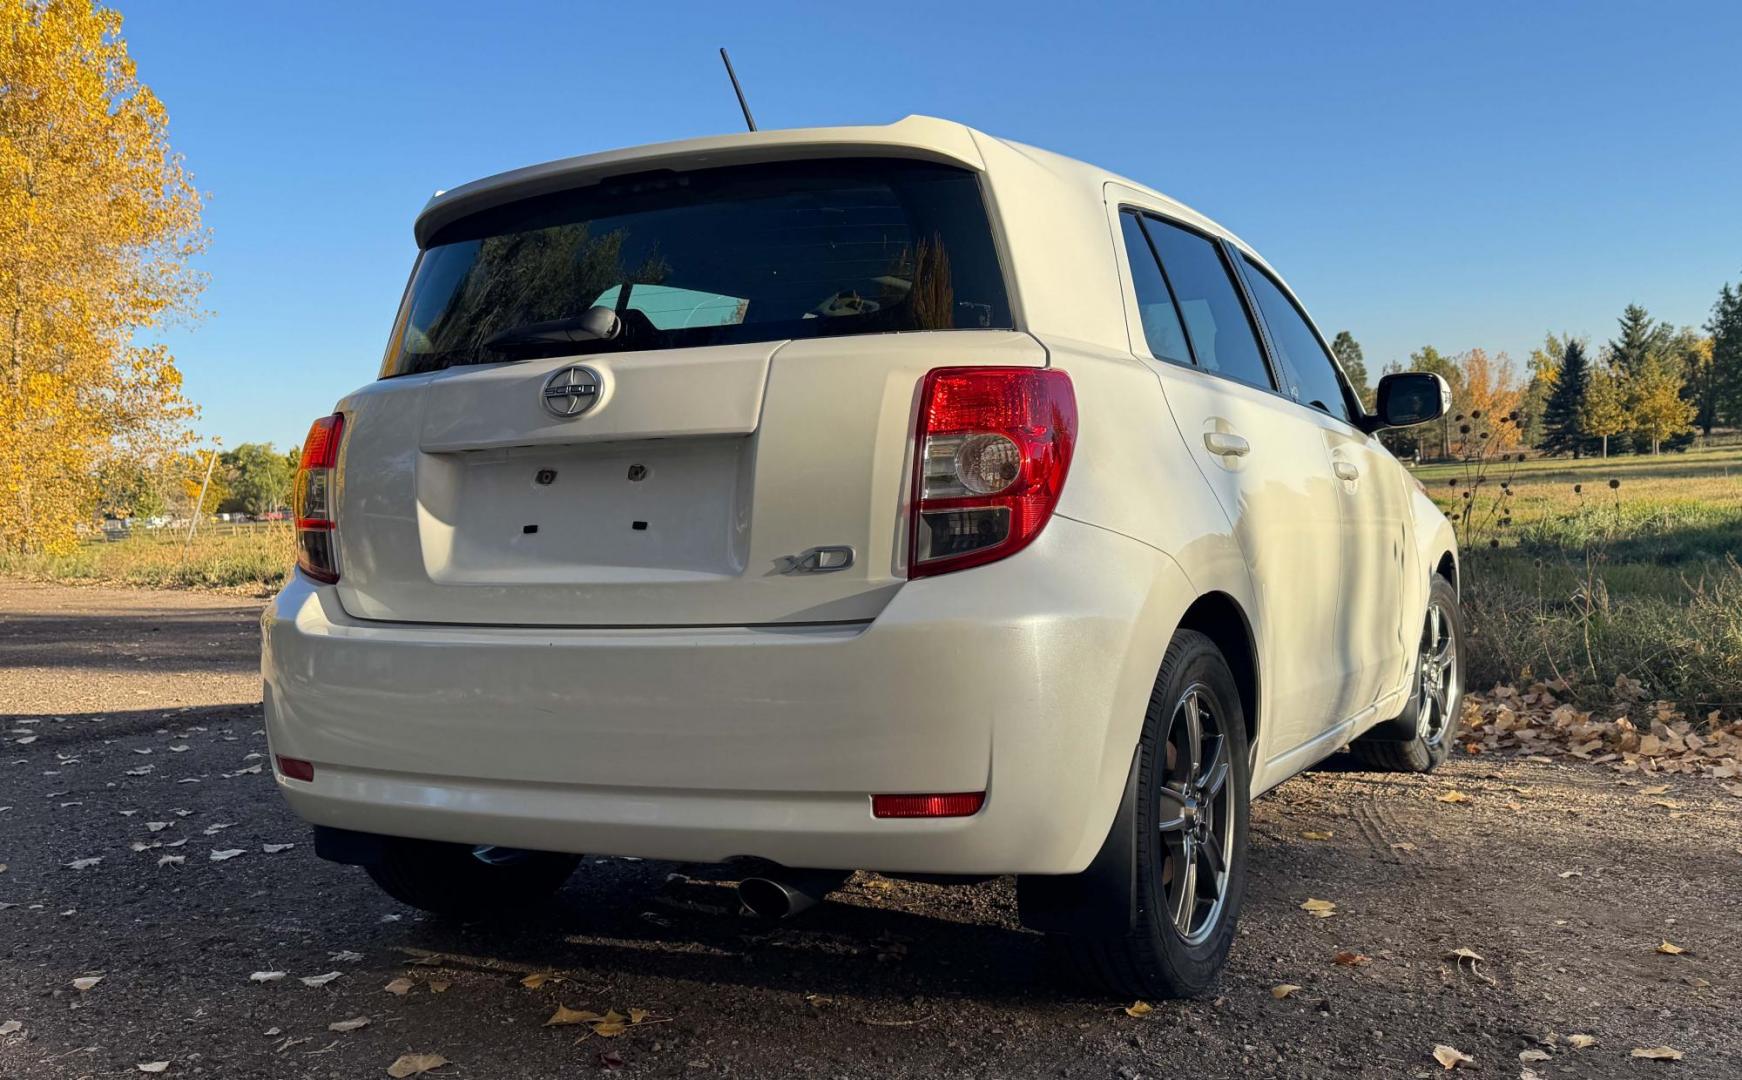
1015;746;1140;937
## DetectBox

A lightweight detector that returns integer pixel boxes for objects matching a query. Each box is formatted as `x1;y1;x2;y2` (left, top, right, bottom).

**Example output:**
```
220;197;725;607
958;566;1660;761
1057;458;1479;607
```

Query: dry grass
0;524;294;594
1417;448;1742;711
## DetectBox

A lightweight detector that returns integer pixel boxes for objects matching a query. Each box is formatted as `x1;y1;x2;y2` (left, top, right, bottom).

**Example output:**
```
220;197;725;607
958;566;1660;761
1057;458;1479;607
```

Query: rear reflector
871;792;985;819
275;755;315;782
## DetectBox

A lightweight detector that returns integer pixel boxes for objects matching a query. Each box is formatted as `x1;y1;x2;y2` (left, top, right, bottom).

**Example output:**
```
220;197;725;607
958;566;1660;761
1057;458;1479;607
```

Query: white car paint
262;115;1457;874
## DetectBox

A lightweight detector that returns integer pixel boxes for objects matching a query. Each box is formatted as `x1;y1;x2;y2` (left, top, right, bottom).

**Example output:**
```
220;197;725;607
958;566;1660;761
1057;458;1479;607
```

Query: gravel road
2;579;1738;1079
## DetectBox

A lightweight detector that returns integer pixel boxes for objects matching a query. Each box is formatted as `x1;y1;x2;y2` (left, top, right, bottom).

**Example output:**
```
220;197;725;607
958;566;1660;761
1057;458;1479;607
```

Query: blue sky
124;0;1742;450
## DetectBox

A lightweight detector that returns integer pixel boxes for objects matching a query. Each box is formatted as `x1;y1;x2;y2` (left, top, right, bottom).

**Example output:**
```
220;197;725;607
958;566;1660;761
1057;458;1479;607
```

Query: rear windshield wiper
482;307;623;351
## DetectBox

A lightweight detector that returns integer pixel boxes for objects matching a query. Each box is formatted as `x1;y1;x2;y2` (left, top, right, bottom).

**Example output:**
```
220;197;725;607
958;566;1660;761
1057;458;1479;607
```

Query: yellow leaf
1432;1044;1473;1069
1270;983;1302;1000
428;980;450;993
628;1008;652;1025
1445;947;1484;963
1300;831;1334;841
1630;1046;1684;1061
386;1054;449;1078
591;1010;628;1037
1656;940;1686;956
545;1005;602;1027
1566;1034;1597;1050
520;972;556;989
1299;898;1337;918
1124;1001;1153;1017
1436;790;1470;803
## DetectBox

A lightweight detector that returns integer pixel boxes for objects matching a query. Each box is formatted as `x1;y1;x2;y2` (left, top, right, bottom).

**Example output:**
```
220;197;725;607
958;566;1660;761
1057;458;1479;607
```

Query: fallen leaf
1519;1048;1551;1062
328;1016;370;1033
1656;940;1687;956
65;857;101;870
300;971;342;987
1270;983;1302;999
146;822;170;832
137;1063;170;1074
1566;1034;1597;1049
545;1005;602;1027
1640;784;1670;795
597;1050;625;1070
520;972;556;989
250;971;286;983
1445;947;1484;963
1332;951;1371;967
329;950;364;962
1300;898;1337;918
1124;1001;1153;1017
1;1020;22;1035
1390;841;1417;852
386;1053;450;1078
71;975;103;992
1630;1046;1684;1061
209;849;244;862
158;855;185;867
591;1010;628;1037
428;980;450;993
383;977;414;996
628;1007;651;1024
1432;1044;1473;1069
202;823;236;835
263;843;295;854
1436;790;1471;803
1300;830;1334;841
1558;870;1582;878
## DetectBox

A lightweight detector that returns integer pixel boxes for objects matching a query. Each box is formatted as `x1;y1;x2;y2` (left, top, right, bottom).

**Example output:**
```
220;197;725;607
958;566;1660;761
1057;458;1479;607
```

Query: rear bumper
262;515;1194;874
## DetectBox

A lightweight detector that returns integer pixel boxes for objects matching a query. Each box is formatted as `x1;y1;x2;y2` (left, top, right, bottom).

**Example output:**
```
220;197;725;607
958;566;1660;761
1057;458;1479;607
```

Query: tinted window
1140;218;1273;390
1118;212;1193;365
1240;257;1354;423
382;159;1012;377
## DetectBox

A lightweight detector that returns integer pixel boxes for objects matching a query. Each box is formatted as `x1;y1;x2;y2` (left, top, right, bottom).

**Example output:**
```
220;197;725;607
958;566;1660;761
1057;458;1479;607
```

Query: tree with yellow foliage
1;0;205;553
1455;348;1524;450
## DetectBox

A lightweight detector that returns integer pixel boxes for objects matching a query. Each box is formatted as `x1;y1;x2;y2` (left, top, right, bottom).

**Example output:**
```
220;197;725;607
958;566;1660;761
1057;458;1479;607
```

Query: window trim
1229;250;1371;431
1115;203;1283;396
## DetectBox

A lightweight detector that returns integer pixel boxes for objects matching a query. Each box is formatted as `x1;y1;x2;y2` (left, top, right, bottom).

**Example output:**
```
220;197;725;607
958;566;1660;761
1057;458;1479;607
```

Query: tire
364;838;580;918
1352;575;1464;773
1054;630;1251;999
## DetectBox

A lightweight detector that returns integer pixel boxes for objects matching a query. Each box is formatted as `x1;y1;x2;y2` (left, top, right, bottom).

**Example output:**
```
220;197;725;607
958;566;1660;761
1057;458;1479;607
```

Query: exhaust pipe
737;868;850;919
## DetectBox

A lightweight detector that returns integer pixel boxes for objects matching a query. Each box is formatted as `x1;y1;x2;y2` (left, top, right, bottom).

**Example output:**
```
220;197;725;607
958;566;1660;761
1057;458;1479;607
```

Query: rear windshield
381;158;1012;377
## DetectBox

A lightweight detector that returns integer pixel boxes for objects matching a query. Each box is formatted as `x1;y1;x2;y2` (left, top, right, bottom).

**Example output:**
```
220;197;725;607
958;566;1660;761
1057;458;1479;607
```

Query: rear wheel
364;839;580;917
1055;630;1250;999
1353;575;1463;772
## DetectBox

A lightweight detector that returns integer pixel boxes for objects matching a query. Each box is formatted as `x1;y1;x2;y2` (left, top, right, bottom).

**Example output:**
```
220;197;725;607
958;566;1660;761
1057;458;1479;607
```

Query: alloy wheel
1415;601;1459;747
1156;683;1235;945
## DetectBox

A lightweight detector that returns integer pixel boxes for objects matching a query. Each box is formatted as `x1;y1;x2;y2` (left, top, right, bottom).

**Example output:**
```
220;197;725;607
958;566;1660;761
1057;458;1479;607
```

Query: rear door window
383;159;1012;377
1139;217;1274;391
1239;257;1357;424
1118;212;1193;365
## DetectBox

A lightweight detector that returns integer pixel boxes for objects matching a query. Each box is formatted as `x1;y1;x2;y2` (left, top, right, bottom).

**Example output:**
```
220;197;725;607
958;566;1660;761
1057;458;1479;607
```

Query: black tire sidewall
1132;632;1251;992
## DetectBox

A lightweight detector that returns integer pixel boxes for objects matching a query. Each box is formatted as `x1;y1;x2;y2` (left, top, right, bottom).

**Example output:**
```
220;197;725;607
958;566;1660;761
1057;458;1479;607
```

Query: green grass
0;525;295;594
1414;449;1742;711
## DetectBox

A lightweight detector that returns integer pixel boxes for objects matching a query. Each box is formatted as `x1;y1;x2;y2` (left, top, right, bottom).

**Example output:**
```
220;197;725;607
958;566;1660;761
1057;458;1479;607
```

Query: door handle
1204;432;1250;458
1333;460;1360;481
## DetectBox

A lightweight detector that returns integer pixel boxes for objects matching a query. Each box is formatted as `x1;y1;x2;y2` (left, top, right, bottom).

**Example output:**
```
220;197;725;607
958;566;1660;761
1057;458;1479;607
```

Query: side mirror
1371;372;1450;430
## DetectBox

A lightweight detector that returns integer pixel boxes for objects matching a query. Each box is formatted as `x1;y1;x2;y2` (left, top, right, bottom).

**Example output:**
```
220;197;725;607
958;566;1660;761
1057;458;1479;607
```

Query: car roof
413;115;1253;255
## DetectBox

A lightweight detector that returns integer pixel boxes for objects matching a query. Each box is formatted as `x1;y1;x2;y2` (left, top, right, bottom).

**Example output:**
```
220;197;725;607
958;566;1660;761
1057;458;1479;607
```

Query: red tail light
275;755;315;782
293;413;344;584
872;792;986;818
908;367;1076;578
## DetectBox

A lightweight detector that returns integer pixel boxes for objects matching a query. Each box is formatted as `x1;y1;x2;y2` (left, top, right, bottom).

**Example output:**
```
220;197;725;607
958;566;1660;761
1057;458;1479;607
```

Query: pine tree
1540;338;1590;456
1608;303;1670;377
1330;331;1371;408
1708;280;1742;427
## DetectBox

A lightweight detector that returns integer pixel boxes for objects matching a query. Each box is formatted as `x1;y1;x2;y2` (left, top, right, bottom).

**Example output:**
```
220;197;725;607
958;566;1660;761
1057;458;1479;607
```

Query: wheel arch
1174;591;1260;759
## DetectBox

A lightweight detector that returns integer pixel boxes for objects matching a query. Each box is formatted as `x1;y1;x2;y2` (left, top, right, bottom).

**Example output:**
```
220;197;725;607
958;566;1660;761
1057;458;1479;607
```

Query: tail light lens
872;792;985;818
293;413;344;584
908;368;1076;578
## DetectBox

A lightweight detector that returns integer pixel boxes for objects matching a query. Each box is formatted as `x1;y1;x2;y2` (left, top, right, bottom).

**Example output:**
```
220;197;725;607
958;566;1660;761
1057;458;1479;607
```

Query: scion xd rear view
263;116;1460;997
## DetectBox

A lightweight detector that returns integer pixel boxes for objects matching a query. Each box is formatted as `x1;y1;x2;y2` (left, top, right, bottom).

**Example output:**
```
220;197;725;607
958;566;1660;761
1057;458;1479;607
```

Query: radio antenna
719;48;757;132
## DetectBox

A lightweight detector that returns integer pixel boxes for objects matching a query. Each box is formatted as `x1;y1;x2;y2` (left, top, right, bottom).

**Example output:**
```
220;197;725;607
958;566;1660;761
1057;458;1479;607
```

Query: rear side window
383;159;1013;377
1118;212;1193;365
1139;218;1273;391
1239;257;1356;424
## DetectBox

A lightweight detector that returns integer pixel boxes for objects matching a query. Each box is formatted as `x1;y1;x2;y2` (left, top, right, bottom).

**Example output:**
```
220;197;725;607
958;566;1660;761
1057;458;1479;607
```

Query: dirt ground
2;579;1738;1079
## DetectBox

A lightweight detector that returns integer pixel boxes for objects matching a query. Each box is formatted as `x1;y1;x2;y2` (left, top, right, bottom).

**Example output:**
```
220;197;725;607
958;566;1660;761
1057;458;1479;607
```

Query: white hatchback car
263;115;1461;997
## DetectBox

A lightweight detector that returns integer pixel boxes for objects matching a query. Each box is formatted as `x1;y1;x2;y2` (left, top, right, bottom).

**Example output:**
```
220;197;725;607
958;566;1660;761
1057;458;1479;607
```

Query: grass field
0;524;295;594
1415;445;1742;711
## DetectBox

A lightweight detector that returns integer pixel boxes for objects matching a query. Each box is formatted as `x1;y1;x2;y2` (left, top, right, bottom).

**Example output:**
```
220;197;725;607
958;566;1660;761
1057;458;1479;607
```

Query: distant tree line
1333;274;1742;460
97;443;300;521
